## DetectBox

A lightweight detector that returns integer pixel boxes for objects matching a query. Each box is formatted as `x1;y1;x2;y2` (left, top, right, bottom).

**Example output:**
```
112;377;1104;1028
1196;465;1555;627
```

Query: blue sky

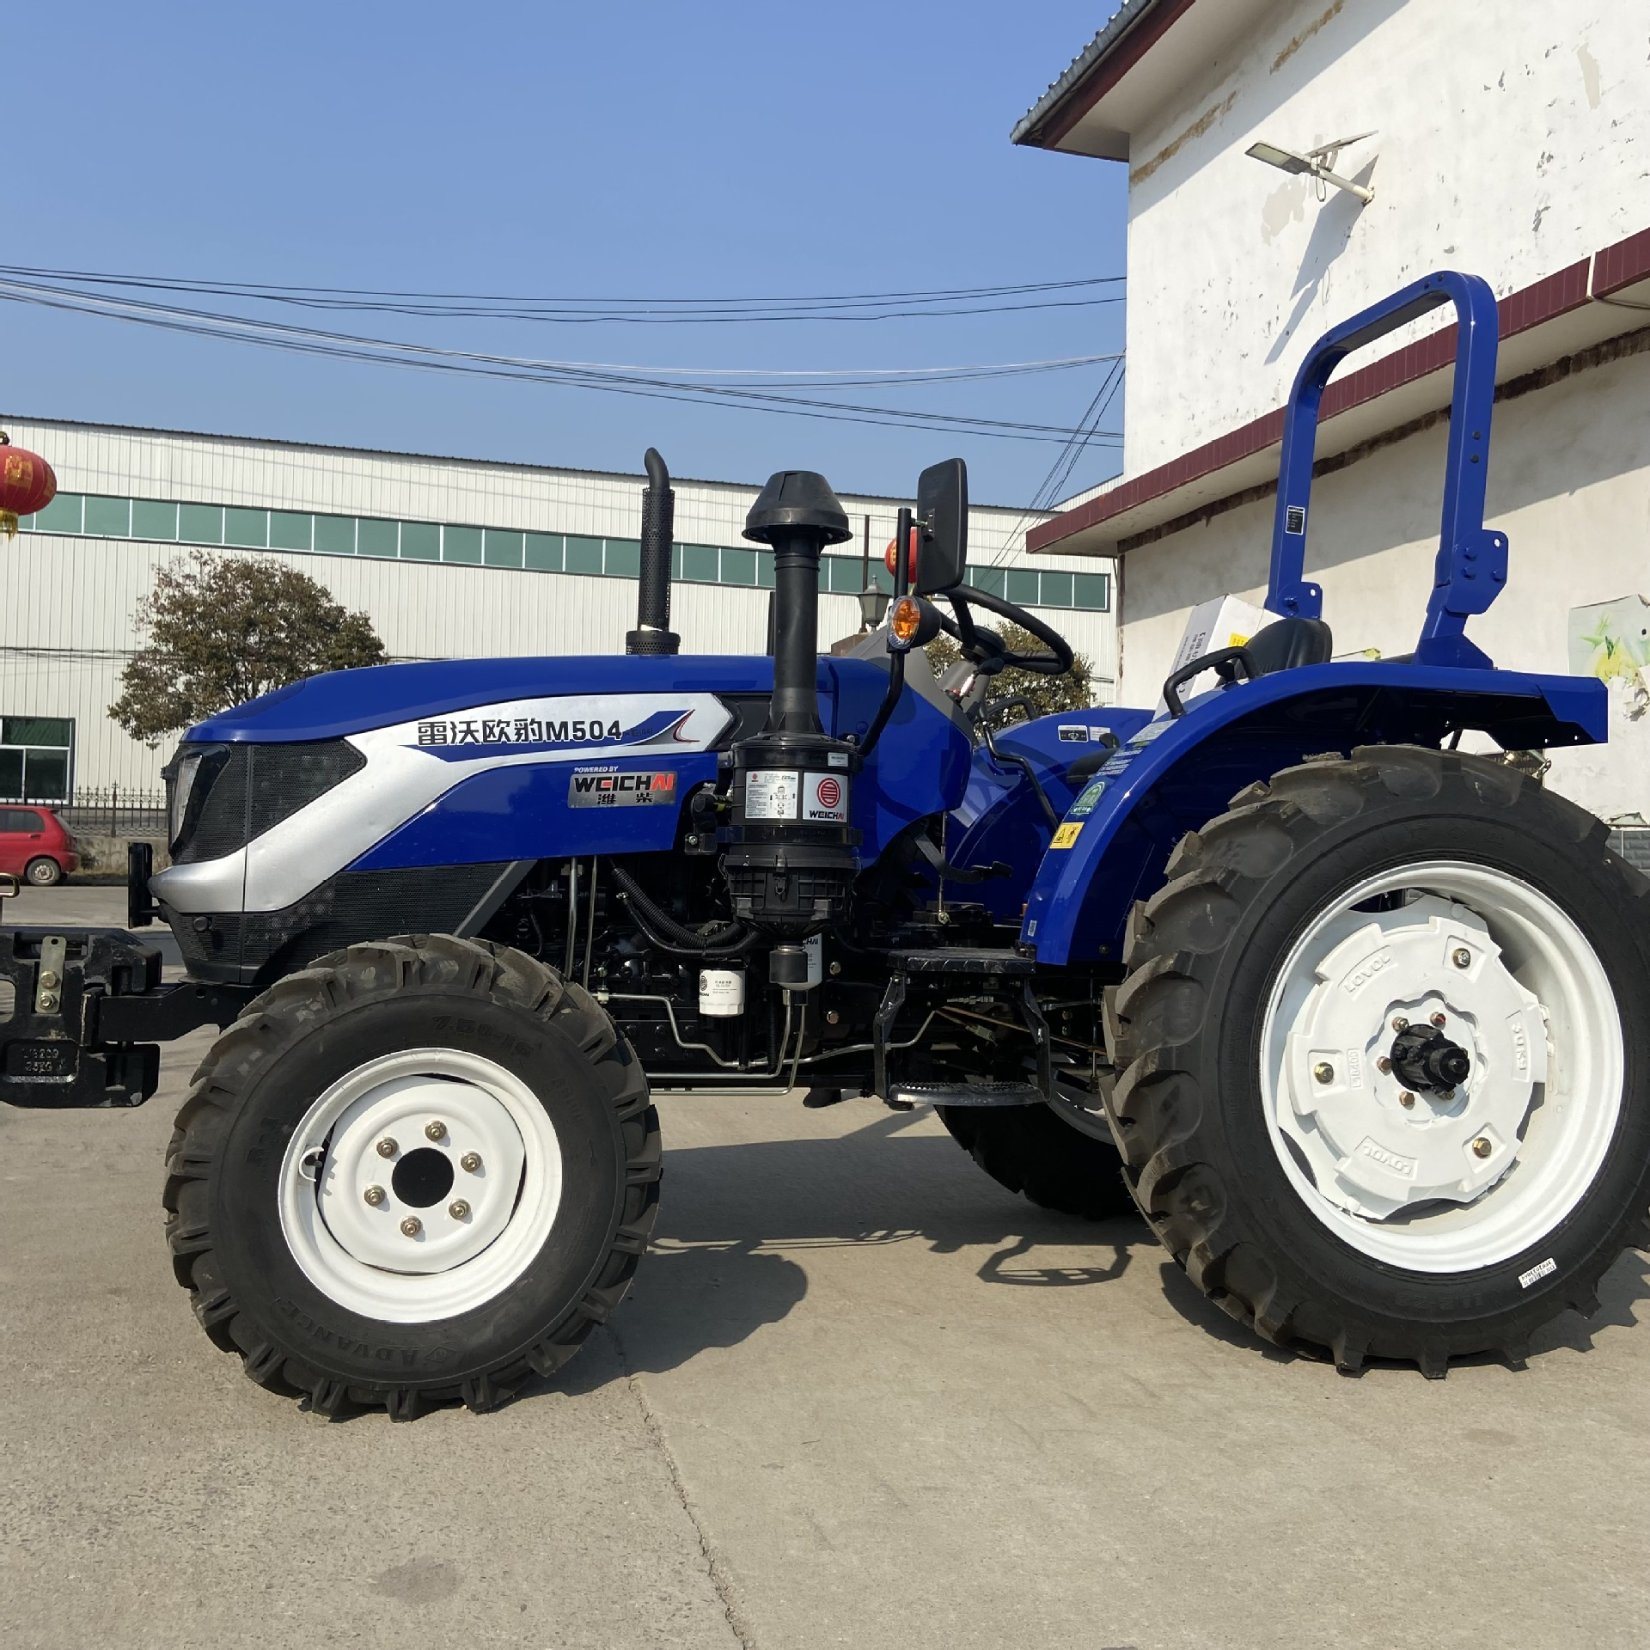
7;3;1126;506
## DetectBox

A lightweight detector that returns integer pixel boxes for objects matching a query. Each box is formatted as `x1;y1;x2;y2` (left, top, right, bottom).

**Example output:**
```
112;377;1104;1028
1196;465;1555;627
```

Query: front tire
164;934;660;1417
1106;748;1650;1374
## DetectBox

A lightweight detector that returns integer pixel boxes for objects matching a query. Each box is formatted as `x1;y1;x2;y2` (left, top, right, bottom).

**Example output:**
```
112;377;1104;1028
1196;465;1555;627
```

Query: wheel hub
1388;1021;1473;1095
278;1048;563;1323
1279;894;1548;1219
313;1074;525;1274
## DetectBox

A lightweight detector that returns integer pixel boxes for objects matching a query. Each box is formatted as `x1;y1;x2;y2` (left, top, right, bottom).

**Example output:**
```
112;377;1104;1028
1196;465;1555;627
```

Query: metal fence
59;787;167;837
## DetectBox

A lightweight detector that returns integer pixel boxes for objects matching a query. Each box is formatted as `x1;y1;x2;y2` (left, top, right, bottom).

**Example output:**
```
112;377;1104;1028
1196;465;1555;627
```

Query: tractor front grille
172;739;366;864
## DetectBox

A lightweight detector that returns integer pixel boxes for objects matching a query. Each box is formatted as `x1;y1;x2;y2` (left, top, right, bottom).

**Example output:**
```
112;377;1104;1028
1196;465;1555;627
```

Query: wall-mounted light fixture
1245;131;1376;204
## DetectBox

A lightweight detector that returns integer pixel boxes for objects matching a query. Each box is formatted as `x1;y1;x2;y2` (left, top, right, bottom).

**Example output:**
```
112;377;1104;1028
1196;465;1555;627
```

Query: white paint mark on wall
1577;43;1602;109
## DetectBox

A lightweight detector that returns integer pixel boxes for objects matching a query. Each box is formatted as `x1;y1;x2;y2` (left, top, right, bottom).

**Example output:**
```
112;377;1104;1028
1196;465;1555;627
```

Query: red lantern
883;526;921;584
0;434;57;538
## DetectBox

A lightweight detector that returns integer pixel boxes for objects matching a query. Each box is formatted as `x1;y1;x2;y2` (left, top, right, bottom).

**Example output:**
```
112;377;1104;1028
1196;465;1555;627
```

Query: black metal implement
0;927;249;1108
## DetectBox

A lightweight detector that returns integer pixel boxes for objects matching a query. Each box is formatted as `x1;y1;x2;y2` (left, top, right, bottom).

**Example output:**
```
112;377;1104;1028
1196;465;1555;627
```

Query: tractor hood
189;655;802;744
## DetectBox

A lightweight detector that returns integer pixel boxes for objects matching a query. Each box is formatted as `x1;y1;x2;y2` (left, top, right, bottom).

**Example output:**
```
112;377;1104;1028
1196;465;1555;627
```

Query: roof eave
1010;0;1178;155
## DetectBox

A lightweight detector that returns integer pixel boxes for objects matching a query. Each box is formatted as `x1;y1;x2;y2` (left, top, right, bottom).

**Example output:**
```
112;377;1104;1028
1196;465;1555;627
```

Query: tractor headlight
168;750;204;850
164;743;229;855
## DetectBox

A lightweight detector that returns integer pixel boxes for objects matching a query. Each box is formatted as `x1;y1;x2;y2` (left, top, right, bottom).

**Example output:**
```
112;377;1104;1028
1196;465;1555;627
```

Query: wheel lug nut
1313;1061;1335;1084
1453;948;1472;969
1376;1056;1392;1074
448;1200;471;1220
1472;1136;1492;1159
376;1137;397;1158
400;1216;423;1237
1391;1016;1408;1032
425;1120;447;1142
460;1152;482;1172
1430;1012;1447;1028
1399;1091;1416;1109
363;1185;386;1206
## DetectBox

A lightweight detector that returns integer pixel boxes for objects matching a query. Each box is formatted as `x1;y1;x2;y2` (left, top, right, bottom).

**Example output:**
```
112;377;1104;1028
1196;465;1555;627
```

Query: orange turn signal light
886;593;940;651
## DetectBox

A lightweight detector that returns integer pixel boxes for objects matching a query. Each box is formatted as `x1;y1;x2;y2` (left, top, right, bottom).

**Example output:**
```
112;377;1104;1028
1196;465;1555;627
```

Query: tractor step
887;1079;1042;1108
873;948;1053;1103
887;947;1033;978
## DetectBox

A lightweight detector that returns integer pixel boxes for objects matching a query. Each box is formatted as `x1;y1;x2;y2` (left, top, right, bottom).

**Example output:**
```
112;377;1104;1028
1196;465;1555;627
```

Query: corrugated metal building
0;416;1118;801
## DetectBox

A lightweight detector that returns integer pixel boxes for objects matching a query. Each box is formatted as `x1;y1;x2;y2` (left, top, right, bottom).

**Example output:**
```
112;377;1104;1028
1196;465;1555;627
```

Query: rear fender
1019;663;1607;966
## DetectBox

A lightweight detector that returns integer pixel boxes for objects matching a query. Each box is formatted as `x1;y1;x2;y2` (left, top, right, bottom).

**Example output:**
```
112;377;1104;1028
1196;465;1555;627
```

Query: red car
0;806;79;886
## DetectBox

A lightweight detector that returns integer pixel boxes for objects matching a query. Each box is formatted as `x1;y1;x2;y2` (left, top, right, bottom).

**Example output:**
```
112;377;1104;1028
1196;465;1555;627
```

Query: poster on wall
1568;593;1650;689
1554;594;1650;827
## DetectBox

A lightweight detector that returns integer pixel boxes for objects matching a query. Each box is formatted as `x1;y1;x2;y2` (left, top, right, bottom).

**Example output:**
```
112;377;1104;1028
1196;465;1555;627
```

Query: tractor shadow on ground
525;1104;1650;1404
516;1108;1169;1404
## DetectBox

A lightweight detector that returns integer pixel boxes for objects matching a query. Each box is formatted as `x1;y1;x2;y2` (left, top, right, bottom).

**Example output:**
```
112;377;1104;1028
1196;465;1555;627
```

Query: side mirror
914;458;967;594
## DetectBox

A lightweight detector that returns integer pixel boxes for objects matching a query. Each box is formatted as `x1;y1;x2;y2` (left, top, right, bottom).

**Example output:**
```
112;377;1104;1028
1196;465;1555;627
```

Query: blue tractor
4;273;1646;1412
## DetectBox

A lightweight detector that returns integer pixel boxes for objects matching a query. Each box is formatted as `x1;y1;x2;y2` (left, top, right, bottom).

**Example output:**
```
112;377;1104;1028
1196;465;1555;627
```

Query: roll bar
1266;270;1504;669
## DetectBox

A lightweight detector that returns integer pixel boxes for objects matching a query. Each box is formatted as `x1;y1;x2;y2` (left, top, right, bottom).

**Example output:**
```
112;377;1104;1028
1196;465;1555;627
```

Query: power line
985;359;1127;566
0;263;1124;321
0;277;1125;448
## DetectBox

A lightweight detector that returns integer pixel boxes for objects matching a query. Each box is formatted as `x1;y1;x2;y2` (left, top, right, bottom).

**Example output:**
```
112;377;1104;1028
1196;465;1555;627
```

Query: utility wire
0;277;1124;447
0;263;1124;322
983;358;1127;566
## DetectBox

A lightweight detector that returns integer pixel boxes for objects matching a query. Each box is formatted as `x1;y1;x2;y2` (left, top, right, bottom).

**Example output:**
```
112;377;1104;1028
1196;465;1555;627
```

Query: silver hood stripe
153;692;733;915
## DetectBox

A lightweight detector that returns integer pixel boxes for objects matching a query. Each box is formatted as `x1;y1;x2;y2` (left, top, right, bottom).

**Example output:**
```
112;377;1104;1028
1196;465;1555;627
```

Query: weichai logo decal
567;769;678;808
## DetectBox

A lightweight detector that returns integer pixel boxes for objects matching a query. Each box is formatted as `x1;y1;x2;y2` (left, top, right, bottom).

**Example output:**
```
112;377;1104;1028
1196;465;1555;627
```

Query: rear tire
938;1102;1136;1220
1105;747;1650;1374
164;934;660;1417
24;856;60;887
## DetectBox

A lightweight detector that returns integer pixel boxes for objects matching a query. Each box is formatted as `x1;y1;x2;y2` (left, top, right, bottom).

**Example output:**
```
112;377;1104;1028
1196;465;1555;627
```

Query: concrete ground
2;888;1647;1649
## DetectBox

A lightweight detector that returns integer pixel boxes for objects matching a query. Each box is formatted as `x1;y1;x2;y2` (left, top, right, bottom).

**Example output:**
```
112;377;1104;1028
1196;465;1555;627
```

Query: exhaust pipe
626;447;680;656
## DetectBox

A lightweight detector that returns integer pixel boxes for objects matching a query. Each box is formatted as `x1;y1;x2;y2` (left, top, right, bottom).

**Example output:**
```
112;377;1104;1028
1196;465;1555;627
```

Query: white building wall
0;418;1118;795
1116;347;1650;819
1121;0;1650;475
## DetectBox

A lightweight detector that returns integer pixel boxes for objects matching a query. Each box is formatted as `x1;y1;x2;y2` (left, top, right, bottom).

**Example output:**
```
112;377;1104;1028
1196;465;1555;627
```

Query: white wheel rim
1259;860;1623;1272
278;1048;563;1322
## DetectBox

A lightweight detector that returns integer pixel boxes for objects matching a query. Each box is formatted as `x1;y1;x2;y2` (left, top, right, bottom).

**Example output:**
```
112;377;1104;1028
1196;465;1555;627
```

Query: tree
925;620;1095;722
110;553;389;744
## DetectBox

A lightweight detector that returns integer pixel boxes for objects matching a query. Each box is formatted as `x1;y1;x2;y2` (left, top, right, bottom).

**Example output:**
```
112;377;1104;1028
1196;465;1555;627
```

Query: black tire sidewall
1206;799;1650;1339
211;987;631;1390
26;857;59;886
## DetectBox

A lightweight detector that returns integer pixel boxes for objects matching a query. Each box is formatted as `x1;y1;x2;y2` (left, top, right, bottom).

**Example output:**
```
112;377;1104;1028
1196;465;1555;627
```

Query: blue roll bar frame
1266;270;1505;669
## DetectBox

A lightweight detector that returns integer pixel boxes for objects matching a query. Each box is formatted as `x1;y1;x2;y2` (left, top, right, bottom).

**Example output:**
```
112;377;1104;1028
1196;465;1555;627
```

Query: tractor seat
1245;616;1334;675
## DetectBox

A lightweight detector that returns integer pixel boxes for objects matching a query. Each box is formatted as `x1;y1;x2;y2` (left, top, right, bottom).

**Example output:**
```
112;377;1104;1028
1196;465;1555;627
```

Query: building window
564;535;603;576
13;486;1117;609
133;499;180;540
0;717;75;803
484;529;525;569
602;538;641;578
33;492;84;534
84;495;132;537
399;521;440;561
178;503;224;545
314;514;357;555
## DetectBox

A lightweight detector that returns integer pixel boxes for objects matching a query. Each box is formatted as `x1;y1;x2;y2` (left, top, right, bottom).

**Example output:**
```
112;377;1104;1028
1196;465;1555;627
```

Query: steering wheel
934;583;1074;678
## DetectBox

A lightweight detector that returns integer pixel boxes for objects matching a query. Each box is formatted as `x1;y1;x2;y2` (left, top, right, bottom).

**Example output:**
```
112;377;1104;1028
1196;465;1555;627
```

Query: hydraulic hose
610;864;756;955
